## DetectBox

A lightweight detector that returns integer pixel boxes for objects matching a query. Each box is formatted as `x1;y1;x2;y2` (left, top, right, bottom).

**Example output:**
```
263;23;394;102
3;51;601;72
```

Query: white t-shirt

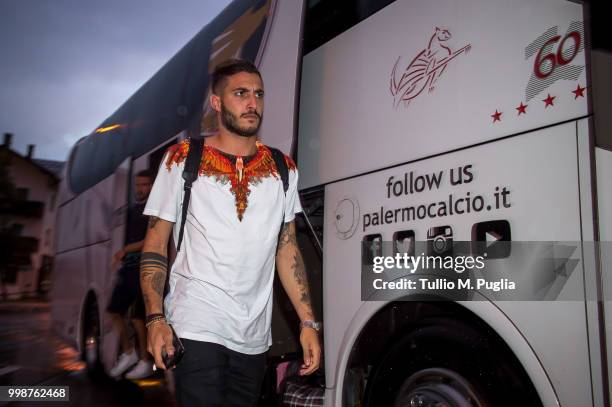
143;140;302;355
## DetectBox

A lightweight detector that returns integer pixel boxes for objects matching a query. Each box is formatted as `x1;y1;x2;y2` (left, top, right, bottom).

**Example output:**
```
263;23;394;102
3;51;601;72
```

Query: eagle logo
390;27;471;108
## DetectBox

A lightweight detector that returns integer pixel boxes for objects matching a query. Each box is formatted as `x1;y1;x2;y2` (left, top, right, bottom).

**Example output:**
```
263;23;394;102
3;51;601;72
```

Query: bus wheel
393;368;488;407
364;320;541;407
82;299;105;381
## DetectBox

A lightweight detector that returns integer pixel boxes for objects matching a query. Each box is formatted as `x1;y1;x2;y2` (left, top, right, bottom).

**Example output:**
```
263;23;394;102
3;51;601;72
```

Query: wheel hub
84;335;98;365
394;368;487;407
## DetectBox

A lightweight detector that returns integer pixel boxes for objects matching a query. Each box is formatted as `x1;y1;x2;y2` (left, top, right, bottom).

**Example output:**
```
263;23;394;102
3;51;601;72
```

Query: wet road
0;304;175;407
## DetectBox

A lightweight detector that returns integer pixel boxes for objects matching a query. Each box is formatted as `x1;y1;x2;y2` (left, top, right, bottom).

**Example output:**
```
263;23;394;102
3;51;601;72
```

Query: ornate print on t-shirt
165;139;296;221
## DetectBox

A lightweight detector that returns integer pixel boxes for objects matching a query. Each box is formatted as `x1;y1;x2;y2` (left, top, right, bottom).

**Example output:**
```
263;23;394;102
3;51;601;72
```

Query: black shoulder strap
269;147;291;245
269;147;289;194
177;137;204;251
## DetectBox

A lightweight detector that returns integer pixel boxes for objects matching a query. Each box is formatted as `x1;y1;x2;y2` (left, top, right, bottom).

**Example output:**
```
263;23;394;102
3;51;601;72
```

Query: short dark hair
211;59;262;95
135;169;154;180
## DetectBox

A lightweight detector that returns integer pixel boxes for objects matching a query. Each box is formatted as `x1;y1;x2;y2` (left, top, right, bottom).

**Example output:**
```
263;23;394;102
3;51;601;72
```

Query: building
0;133;64;299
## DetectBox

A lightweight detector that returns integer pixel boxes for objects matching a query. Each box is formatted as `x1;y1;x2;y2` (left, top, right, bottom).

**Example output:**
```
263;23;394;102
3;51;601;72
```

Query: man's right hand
147;322;175;370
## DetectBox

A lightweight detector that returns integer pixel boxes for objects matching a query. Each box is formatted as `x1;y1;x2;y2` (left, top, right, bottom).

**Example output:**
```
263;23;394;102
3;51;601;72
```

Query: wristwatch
300;320;322;332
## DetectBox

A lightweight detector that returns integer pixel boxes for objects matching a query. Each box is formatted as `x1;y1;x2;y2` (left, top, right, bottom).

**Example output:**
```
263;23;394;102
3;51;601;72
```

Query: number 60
534;31;581;79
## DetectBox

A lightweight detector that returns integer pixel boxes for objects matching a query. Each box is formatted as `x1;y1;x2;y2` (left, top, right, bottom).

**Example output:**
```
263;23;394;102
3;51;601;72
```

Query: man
106;169;156;379
141;59;321;406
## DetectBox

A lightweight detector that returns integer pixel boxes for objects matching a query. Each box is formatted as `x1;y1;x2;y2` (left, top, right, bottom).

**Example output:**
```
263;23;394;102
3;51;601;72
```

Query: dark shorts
173;340;267;407
106;253;145;320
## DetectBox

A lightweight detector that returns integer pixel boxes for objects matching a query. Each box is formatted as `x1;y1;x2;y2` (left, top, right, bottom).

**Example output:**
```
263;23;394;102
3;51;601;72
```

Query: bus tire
363;319;542;407
82;297;105;381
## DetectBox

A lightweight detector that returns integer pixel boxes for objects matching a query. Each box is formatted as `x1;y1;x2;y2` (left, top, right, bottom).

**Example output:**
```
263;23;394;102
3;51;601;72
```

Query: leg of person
132;318;148;360
107;312;131;354
131;263;149;360
106;264;138;377
173;340;228;407
106;314;138;377
106;268;134;353
224;348;267;407
125;293;154;379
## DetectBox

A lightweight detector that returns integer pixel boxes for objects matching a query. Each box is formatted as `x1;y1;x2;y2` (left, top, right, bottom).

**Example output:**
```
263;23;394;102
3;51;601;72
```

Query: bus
51;0;612;405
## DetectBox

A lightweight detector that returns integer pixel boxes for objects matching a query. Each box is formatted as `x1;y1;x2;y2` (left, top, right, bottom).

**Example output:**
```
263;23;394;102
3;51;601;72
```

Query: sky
0;0;231;162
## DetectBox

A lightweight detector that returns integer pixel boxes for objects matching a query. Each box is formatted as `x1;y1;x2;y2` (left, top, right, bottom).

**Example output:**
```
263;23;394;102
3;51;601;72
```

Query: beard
220;102;262;138
135;192;148;203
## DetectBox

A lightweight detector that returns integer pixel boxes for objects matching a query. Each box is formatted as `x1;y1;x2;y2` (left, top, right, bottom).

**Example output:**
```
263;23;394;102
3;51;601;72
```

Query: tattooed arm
276;221;315;321
140;216;174;369
141;216;173;313
276;221;321;375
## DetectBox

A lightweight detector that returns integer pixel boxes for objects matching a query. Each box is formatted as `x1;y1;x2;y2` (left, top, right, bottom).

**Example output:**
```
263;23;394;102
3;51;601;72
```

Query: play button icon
485;231;502;242
471;220;511;258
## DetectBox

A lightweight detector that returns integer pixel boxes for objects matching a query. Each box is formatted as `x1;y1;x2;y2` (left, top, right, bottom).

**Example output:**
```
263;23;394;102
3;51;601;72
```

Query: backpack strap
177;137;205;251
268;147;289;194
269;147;291;246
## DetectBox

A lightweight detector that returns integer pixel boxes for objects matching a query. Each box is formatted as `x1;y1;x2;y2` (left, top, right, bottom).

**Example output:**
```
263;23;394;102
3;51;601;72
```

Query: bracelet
145;314;165;324
145;313;165;324
145;317;166;329
146;316;165;325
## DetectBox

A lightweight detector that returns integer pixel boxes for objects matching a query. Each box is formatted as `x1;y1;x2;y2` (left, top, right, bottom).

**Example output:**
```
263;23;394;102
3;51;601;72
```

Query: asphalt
0;299;51;313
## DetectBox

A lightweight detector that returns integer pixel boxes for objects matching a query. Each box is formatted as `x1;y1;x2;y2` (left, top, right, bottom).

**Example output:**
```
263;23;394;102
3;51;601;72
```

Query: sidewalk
0;298;50;313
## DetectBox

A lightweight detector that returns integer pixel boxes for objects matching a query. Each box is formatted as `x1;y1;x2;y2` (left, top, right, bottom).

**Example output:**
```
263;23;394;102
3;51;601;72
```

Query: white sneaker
125;359;154;380
109;350;138;378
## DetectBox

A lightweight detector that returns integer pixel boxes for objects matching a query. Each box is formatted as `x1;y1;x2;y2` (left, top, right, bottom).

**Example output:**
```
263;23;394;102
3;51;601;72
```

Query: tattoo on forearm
292;251;312;306
300;290;312;306
140;252;168;312
292;253;307;285
278;222;297;251
152;273;165;296
141;252;167;264
140;259;167;270
148;216;160;229
277;222;314;312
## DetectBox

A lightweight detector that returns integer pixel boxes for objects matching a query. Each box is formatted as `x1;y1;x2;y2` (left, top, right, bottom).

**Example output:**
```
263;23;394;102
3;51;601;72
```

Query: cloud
0;0;230;160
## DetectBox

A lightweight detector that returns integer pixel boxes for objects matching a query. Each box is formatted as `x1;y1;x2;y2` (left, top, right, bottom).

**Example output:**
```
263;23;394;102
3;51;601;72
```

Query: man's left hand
113;248;126;263
113;248;125;266
299;327;321;375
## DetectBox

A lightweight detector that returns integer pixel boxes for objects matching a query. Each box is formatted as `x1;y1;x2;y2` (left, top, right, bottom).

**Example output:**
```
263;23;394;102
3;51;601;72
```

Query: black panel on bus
303;0;396;55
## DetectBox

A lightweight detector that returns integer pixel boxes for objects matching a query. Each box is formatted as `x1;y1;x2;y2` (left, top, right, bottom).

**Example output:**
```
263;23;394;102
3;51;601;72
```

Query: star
572;84;586;99
516;102;527;115
543;94;555;108
491;110;502;123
